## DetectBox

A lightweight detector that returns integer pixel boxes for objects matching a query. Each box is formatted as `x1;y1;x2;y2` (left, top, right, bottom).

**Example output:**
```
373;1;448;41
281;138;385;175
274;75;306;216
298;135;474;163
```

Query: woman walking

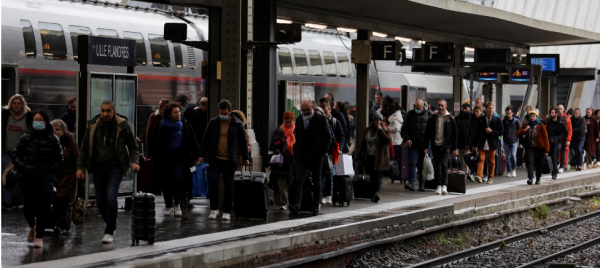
360;112;391;203
50;119;79;235
517;111;549;185
269;111;296;210
12;110;63;248
570;108;587;171
151;103;201;217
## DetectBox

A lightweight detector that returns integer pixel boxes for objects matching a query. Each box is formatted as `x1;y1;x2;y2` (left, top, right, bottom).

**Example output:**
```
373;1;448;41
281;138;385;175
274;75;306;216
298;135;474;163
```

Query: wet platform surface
1;167;596;267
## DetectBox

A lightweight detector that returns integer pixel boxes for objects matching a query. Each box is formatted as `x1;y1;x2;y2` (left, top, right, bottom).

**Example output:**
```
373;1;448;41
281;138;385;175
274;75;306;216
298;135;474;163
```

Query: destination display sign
422;42;454;62
79;35;136;66
478;72;498;81
371;41;401;61
510;67;531;82
528;54;560;76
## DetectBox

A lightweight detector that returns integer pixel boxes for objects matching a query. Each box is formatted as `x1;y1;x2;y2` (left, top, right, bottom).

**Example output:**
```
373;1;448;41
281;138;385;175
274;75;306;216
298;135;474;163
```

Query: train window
308;50;323;76
97;28;119;38
148;34;171;67
123;31;147;66
337;53;351;77
39;22;67;61
293;49;308;76
277;47;292;75
20;20;36;59
323;51;337;77
69;26;92;61
173;43;183;68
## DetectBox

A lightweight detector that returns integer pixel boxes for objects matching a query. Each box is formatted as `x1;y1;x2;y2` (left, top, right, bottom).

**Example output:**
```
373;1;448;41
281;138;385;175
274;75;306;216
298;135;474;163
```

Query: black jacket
182;106;204;146
455;111;472;148
400;109;432;146
200;116;249;164
330;109;348;152
327;116;345;149
546;117;569;145
61;111;76;133
468;114;482;148
197;107;209;144
571;116;586;142
424;111;458;150
294;113;332;165
2;108;33;149
502;116;521;144
12;127;64;182
150;118;201;167
475;114;504;151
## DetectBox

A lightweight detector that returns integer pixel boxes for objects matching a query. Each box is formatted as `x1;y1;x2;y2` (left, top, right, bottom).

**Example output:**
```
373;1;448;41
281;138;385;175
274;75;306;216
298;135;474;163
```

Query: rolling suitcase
233;163;269;220
495;150;505;176
137;144;153;194
131;192;156;245
447;156;467;194
332;175;352;206
300;176;314;212
352;165;373;199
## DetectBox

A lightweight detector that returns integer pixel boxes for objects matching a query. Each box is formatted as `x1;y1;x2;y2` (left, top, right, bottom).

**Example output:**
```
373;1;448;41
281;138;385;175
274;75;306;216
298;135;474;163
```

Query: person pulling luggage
288;99;332;216
517;110;550;185
359;112;392;202
423;100;458;195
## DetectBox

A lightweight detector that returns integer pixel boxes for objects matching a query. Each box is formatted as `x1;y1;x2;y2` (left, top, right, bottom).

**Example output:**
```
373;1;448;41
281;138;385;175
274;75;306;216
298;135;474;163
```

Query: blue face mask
415;109;422;114
32;121;45;131
219;114;229;121
180;106;187;113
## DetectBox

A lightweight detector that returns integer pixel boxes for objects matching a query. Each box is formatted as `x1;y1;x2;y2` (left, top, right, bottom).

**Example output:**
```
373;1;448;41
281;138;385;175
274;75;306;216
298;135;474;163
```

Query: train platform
2;167;600;268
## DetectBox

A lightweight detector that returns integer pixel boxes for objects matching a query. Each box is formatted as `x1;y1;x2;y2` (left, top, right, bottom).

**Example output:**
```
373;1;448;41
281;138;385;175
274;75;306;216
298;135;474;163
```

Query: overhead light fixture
277;18;293;24
305;23;328;29
395;36;412;42
337;27;357;33
372;32;387;38
465;47;475;52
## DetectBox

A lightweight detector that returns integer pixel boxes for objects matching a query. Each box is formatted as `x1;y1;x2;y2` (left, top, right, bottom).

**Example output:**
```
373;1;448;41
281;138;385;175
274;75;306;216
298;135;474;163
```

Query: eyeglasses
301;108;312;113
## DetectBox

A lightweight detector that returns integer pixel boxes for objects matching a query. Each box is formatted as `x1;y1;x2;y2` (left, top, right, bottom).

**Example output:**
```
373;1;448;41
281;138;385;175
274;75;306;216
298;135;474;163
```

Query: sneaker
326;196;333;204
593;160;598;167
208;210;219;220
512;171;517;177
487;178;494;184
535;178;541;185
404;183;415;191
321;197;327;204
174;205;182;217
441;185;448;195
583;163;587;170
33;238;43;248
527;178;533;185
279;205;287;211
222;213;231;221
435;186;442;195
482;176;488;183
552;176;557;180
467;174;475;182
475;176;482;183
506;172;512;178
102;234;114;244
373;193;380;203
164;207;174;216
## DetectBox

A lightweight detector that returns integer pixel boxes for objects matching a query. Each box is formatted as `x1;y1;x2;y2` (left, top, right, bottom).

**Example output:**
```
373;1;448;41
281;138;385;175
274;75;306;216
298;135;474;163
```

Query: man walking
455;103;472;171
200;100;249;221
319;101;344;205
424;100;458;195
323;94;348;152
60;96;77;134
289;99;332;216
503;106;521;178
546;107;568;180
400;99;431;192
474;102;504;184
557;104;572;173
76;100;139;244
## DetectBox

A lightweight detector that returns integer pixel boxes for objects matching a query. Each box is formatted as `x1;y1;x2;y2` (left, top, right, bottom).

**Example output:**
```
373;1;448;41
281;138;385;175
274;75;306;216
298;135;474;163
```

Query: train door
1;65;17;104
278;81;316;119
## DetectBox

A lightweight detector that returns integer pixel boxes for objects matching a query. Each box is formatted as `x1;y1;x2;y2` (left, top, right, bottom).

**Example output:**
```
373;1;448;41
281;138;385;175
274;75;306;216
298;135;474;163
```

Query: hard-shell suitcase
233;163;269;220
131;192;156;245
390;145;409;183
447;156;467;194
300;176;314;212
137;144;153;194
332;175;352;206
352;165;373;199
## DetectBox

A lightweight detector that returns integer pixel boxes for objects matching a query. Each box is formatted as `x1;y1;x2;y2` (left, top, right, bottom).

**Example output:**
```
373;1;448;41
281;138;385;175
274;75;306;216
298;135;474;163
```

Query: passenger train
1;0;477;142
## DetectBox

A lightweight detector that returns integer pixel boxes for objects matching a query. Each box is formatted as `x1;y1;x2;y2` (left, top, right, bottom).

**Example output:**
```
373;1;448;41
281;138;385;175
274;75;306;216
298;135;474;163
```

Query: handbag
72;179;86;225
322;154;334;175
3;163;20;190
389;160;400;176
269;150;284;165
541;155;553;174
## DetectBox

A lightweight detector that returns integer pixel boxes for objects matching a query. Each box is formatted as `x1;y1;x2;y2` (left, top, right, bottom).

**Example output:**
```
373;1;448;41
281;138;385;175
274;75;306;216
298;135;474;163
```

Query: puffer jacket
386;111;403;145
400;109;431;146
502;115;521;144
12;126;64;183
571;116;586;142
200;116;249;164
455;111;471;148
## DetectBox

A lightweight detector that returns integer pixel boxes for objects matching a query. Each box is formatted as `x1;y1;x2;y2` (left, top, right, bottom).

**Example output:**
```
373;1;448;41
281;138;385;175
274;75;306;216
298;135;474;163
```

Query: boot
527;178;533;185
372;193;380;203
535;177;541;185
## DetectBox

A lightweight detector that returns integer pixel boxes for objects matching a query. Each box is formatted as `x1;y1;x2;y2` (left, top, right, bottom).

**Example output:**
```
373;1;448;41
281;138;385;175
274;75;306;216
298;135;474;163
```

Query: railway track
406;210;600;268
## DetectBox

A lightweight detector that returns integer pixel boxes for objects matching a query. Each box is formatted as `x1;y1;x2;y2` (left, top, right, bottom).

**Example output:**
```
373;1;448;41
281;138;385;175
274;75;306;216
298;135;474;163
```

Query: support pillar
550;85;557;108
252;0;277;169
452;45;464;116
495;84;503;111
208;7;221;119
539;78;551;119
221;0;242;110
355;30;370;158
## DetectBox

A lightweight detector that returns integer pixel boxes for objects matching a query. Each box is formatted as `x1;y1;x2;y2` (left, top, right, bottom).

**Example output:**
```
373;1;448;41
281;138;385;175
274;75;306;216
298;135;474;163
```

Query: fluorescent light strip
337;27;357;33
305;23;328;29
395;36;412;42
372;31;387;38
465;47;475;52
277;19;293;24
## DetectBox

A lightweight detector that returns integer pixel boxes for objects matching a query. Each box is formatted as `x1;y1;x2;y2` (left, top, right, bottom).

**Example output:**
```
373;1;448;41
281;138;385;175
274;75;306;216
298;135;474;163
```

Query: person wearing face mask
60;96;77;134
400;99;432;192
360;112;392;202
50;119;79;235
150;103;201;217
199;99;249;221
12;110;64;248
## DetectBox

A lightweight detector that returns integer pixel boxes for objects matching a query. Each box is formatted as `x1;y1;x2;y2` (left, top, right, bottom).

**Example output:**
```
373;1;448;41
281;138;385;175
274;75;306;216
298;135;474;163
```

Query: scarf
302;109;314;129
281;124;296;155
365;128;379;152
163;119;183;149
97;115;117;146
529;118;541;128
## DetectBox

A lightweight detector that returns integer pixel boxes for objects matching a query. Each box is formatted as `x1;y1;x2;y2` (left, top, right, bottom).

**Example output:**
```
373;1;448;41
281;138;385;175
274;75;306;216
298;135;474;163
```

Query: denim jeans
408;144;425;187
290;161;323;211
572;140;585;167
432;145;450;186
2;152;12;203
504;142;518;173
93;164;124;235
162;162;186;208
208;158;237;213
322;163;335;198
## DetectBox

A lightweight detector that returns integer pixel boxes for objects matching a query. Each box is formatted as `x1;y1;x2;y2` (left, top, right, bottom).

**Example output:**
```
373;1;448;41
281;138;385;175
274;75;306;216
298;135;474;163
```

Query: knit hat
529;110;539;117
372;111;383;121
282;111;295;122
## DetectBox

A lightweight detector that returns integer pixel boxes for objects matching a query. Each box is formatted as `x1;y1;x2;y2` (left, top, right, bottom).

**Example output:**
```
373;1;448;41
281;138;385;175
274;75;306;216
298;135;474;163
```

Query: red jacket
562;112;572;142
517;121;550;154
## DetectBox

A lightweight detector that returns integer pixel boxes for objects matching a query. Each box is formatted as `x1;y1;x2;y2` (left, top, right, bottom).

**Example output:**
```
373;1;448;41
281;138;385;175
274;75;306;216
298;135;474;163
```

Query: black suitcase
447;156;467;194
352;165;373;199
131;192;156;245
233;163;269;220
495;152;504;176
300;176;314;212
332;175;352;206
516;147;524;167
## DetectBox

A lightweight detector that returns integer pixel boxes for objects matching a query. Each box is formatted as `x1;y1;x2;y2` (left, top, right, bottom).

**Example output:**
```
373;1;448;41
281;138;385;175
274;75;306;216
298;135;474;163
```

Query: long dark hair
31;109;52;132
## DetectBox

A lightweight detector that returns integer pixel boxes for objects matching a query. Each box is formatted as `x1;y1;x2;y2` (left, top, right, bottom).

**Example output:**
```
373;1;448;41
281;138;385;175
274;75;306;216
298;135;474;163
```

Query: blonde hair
4;94;31;114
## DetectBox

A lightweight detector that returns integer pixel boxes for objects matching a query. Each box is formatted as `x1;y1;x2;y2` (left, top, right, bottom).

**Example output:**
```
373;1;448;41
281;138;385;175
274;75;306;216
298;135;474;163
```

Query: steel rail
515;236;600;268
406;209;600;268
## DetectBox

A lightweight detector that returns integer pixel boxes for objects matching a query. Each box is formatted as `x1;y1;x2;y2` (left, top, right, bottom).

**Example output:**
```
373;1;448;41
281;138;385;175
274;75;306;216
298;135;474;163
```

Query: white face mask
180;106;187;113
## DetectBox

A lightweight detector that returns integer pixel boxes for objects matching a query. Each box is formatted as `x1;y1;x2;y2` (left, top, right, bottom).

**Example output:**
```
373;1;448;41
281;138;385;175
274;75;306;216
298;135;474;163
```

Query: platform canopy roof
144;0;600;53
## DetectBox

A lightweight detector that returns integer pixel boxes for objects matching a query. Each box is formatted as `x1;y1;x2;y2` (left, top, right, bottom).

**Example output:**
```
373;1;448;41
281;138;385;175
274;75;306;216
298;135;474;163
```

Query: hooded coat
386;110;404;145
517;120;550;153
12;126;64;183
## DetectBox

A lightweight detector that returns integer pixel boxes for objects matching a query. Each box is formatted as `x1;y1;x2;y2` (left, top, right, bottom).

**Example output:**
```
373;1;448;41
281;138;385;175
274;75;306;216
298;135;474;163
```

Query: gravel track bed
346;199;600;268
532;243;600;268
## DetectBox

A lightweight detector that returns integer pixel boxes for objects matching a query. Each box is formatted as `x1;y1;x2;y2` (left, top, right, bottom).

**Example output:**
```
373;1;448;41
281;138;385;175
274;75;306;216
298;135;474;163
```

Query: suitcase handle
450;156;461;175
239;162;254;182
